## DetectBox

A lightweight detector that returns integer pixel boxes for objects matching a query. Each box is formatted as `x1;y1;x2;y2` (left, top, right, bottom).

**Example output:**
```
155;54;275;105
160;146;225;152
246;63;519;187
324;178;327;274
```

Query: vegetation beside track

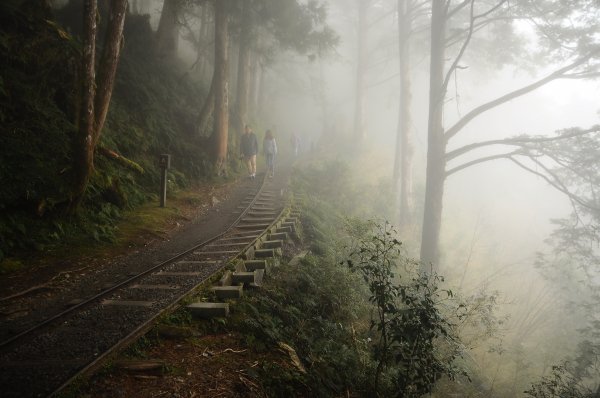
71;162;475;397
0;2;236;268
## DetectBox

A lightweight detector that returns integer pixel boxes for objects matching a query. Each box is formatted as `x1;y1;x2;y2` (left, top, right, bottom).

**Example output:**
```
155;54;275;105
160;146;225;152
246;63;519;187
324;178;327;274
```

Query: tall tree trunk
71;0;98;209
248;52;259;116
213;0;229;175
353;0;367;142
394;0;414;228
256;61;266;118
156;0;180;59
70;0;128;211
420;0;448;267
196;2;212;80
234;0;252;146
197;75;215;136
94;0;127;144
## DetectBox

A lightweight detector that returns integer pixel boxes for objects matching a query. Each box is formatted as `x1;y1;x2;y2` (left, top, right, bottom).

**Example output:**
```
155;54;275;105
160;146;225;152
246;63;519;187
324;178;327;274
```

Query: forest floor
0;177;244;304
1;168;300;398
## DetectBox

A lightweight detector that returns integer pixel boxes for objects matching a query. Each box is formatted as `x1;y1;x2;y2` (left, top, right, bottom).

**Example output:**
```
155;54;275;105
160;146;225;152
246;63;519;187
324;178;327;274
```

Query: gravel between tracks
0;160;294;397
0;176;261;343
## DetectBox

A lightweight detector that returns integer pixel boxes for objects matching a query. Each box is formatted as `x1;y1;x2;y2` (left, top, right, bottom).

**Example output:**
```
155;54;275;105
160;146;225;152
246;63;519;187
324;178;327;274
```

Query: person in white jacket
263;129;278;178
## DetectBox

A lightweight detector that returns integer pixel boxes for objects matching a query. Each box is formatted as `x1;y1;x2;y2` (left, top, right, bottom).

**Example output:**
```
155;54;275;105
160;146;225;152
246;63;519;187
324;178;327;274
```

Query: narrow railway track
0;170;293;398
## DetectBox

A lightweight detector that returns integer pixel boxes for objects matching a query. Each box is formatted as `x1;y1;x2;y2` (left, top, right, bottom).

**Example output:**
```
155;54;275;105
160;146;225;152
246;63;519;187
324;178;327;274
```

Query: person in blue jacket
241;125;258;178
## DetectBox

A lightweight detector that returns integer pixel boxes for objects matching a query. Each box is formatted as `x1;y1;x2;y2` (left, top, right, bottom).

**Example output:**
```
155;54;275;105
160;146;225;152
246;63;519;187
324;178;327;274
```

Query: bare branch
447;0;470;19
444;52;600;140
446;126;600;161
509;157;597;211
442;0;475;94
445;151;517;177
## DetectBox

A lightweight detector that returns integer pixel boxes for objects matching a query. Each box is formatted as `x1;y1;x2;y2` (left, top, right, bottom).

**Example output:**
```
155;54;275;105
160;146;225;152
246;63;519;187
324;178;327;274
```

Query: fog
270;2;598;395
145;0;600;394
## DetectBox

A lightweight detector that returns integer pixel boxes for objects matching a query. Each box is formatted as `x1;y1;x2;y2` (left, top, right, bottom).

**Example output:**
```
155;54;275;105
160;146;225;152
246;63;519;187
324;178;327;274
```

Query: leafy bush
525;364;596;398
234;254;372;397
346;221;468;397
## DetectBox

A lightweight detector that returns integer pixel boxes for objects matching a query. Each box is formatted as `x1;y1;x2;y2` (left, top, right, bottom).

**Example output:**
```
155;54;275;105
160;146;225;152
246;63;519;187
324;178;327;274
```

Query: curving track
0;166;293;398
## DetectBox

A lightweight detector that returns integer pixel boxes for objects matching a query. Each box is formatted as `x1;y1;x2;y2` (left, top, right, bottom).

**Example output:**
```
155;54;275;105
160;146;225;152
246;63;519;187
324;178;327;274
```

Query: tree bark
94;0;127;144
394;0;414;229
71;0;98;209
197;76;215;136
248;52;259;116
234;0;252;144
156;0;180;59
213;0;230;175
353;0;368;142
196;2;212;80
70;0;128;212
256;60;266;119
420;0;448;267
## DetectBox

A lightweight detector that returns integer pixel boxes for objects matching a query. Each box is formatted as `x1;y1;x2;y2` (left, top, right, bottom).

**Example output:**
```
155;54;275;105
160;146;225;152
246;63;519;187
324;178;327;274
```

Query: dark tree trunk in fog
72;0;98;210
197;75;215;136
394;0;414;229
94;0;127;144
197;3;212;80
420;0;448;267
71;0;127;211
248;53;259;116
156;0;180;59
234;0;252;144
256;61;266;118
418;0;600;267
212;0;230;174
353;0;367;142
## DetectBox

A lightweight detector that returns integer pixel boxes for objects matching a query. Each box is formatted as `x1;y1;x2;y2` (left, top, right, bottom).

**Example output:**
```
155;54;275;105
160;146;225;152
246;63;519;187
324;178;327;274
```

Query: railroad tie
236;223;271;230
231;271;256;285
206;242;248;249
241;217;274;223
101;300;154;307
212;285;243;300
244;259;270;275
187;302;229;319
276;226;293;234
261;240;283;249
268;232;288;241
130;284;180;290
280;221;296;232
155;271;204;276
254;248;281;258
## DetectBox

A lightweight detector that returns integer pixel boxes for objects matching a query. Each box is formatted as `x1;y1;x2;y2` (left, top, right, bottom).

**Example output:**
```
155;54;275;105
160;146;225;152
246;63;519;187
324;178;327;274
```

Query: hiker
241;125;258;179
291;133;300;157
263;129;278;178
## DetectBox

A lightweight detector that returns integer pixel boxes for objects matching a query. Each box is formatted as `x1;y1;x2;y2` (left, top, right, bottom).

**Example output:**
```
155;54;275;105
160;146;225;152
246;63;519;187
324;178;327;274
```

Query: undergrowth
0;1;216;266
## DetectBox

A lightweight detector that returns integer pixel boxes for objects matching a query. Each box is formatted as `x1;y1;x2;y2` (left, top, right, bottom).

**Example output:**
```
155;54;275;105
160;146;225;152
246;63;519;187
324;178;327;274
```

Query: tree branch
445;151;517;177
446;126;600;161
509;156;597;211
442;0;475;94
97;146;145;174
444;52;599;140
447;0;470;19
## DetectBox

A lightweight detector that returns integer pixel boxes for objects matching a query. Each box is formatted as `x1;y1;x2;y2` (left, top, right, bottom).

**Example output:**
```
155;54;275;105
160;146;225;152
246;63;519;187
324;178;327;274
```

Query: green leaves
346;222;466;397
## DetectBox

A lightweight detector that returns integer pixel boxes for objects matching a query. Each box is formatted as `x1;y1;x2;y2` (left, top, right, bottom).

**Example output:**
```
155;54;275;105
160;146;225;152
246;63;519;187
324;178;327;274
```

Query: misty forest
1;0;600;397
